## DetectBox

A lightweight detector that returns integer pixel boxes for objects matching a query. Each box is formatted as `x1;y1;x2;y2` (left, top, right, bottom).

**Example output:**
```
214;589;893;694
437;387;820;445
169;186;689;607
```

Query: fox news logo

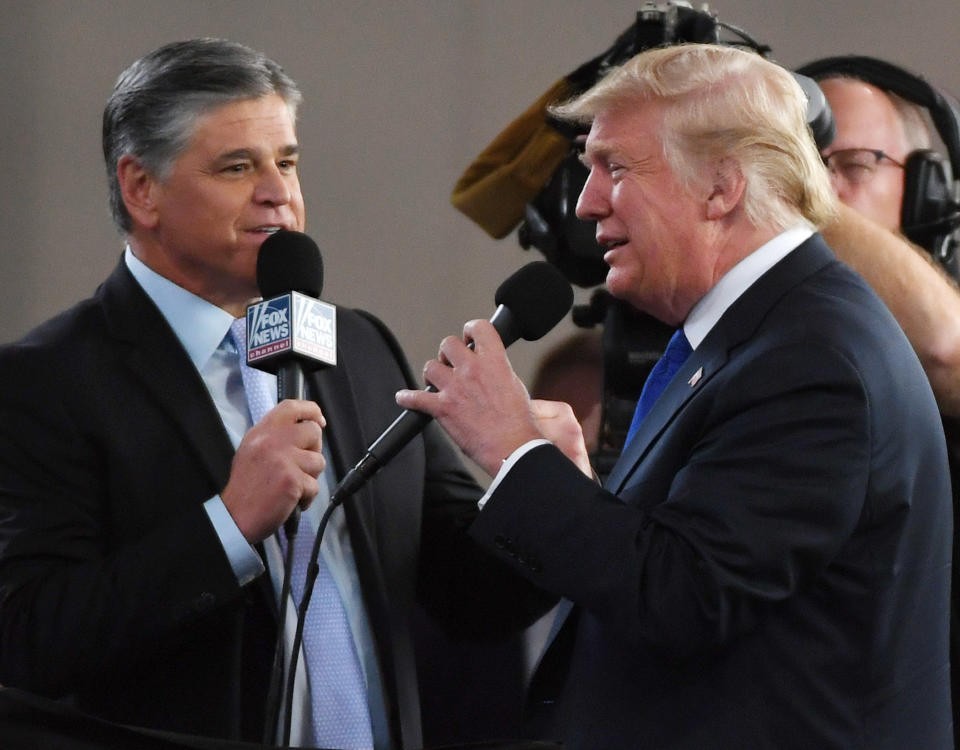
246;293;337;368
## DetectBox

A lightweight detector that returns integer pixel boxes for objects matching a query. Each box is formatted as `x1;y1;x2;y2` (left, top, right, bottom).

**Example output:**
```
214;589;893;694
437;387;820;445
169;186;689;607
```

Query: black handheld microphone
331;260;574;504
249;231;336;745
277;260;572;745
247;230;336;392
245;230;336;536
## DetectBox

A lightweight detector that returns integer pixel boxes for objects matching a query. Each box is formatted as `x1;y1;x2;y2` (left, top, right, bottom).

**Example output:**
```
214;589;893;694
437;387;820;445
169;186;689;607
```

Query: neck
128;236;254;318
709;218;784;287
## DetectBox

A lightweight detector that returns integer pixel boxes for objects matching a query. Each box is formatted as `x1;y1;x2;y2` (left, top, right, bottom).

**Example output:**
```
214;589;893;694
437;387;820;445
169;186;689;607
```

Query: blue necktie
623;328;693;448
229;318;373;749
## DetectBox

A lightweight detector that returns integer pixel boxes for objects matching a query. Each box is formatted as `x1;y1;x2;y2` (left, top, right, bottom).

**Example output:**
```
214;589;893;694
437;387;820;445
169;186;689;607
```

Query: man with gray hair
807;57;960;749
398;43;954;748
0;38;546;748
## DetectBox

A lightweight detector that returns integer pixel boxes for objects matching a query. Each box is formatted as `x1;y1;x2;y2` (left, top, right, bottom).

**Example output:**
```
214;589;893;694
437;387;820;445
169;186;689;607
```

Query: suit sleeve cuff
478;439;553;510
203;496;264;586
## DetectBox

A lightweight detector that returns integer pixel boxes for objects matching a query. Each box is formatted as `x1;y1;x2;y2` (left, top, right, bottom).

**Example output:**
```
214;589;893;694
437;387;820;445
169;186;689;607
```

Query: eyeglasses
822;148;906;185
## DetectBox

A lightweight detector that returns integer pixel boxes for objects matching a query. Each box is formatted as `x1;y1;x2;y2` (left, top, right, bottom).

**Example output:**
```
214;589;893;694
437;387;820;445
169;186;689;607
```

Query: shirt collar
124;247;237;370
683;223;814;349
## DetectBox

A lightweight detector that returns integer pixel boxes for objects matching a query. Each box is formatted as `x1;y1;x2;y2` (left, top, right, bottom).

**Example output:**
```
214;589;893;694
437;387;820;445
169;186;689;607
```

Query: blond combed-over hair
551;43;838;232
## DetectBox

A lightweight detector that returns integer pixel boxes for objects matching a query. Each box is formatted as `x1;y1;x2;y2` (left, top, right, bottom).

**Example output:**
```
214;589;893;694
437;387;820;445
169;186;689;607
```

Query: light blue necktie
229;318;373;749
623;328;693;448
229;317;275;426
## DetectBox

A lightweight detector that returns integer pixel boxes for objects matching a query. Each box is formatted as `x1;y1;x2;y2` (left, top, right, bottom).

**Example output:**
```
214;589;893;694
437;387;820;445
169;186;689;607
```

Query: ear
116;155;161;229
705;158;746;221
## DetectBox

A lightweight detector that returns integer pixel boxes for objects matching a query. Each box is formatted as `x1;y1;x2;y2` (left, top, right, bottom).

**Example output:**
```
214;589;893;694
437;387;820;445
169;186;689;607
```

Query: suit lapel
309;348;377;527
604;235;837;495
308;326;406;713
606;344;725;493
99;259;235;492
308;331;386;594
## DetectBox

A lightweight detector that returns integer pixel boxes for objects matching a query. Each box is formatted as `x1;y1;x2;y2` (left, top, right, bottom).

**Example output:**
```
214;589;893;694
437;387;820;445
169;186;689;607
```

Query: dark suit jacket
0;259;547;747
471;235;954;749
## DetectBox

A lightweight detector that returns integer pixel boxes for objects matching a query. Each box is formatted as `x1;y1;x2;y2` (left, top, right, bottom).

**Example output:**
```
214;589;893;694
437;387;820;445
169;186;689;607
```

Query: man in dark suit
0;38;546;748
397;43;954;748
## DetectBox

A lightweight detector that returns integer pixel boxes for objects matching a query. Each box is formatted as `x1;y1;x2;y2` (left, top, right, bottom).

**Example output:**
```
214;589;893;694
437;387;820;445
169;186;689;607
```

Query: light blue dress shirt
124;249;388;749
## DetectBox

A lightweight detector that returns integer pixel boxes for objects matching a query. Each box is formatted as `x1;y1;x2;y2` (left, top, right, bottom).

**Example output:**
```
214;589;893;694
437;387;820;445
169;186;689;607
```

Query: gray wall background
3;0;959;396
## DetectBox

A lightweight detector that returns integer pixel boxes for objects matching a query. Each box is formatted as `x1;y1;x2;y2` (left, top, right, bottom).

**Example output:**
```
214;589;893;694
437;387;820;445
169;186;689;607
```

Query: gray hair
889;89;933;151
102;38;302;234
818;74;933;152
551;43;838;232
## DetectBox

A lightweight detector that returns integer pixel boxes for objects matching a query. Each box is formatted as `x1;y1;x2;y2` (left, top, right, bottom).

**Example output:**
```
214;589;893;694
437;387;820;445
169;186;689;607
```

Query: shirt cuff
478;438;553;510
203;496;265;586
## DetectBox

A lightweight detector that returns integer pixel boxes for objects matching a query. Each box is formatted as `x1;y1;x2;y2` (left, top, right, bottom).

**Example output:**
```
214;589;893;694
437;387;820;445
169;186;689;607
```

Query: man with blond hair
398;44;954;748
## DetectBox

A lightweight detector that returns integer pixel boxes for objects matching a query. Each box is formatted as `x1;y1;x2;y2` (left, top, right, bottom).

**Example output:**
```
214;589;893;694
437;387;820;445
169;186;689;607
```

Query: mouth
599;236;628;255
250;225;286;235
596;237;626;269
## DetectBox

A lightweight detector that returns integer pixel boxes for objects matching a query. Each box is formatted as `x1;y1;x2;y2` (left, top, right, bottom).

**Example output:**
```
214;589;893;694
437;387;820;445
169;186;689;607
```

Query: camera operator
803;58;960;743
814;72;960;415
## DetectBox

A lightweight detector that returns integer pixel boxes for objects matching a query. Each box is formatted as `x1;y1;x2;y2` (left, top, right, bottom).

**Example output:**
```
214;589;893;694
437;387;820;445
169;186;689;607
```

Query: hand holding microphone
276;260;573;744
221;231;333;543
222;400;326;543
396;261;575;477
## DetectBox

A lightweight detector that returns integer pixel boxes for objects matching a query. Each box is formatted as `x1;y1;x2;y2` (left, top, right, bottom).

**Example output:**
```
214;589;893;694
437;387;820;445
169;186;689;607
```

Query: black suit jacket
0;259;546;747
471;235;954;748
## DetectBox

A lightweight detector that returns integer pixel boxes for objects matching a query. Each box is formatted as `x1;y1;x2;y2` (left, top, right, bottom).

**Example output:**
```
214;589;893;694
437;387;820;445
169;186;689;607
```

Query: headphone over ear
796;55;960;279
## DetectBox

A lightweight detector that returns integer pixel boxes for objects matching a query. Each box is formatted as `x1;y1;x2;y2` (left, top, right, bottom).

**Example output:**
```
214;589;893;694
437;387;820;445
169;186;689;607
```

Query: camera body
519;2;731;289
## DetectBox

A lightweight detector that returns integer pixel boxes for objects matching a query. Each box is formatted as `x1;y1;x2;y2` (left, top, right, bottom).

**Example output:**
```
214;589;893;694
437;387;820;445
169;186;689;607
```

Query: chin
604;269;634;302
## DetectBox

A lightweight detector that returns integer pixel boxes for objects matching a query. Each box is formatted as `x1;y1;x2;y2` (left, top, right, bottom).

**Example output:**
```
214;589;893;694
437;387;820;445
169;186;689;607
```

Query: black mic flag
332;260;574;505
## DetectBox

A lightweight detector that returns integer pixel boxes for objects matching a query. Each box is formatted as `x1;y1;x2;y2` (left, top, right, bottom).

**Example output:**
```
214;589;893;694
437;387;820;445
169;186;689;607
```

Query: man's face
819;78;910;232
136;94;306;311
576;103;716;326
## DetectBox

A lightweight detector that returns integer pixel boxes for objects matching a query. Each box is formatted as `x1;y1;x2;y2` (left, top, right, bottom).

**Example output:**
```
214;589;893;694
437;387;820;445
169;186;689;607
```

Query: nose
576;168;609;222
254;165;292;206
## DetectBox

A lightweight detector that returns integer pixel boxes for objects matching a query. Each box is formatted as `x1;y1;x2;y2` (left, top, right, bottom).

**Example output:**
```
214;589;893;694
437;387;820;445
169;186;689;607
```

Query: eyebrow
581;140;615;165
215;144;300;162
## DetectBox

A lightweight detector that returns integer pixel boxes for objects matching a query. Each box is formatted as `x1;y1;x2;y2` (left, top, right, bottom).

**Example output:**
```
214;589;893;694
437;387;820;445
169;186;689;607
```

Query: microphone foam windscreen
256;230;324;298
495;261;574;340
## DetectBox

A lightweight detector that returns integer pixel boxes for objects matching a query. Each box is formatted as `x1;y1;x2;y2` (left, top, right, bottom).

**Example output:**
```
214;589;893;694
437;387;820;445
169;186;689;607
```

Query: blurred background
3;0;958;399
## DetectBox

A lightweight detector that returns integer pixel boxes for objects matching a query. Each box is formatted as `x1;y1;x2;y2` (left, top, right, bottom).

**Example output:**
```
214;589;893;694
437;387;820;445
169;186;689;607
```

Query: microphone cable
262;514;301;745
279;260;573;745
281;498;341;747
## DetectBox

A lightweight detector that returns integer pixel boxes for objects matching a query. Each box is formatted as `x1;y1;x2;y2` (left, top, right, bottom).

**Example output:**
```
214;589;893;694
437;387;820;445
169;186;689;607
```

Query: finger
295;446;327;477
462;319;504;353
422;358;457;392
530;399;574;420
273;399;326;428
298;474;320;502
437;334;472;368
291;419;324;450
396;388;440;415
